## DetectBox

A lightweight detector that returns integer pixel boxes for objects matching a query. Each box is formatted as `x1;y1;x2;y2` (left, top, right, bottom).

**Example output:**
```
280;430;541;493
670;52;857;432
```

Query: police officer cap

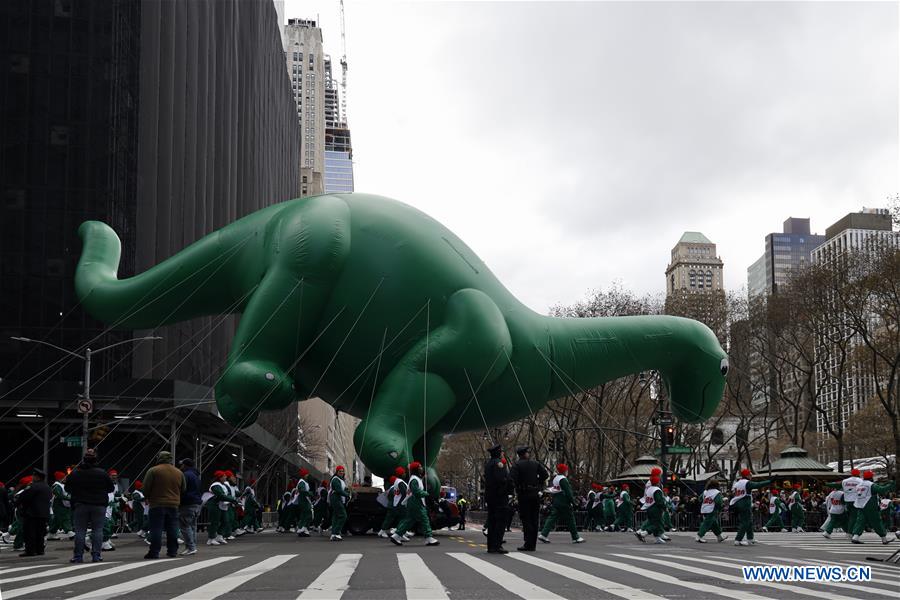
487;444;502;456
516;446;530;456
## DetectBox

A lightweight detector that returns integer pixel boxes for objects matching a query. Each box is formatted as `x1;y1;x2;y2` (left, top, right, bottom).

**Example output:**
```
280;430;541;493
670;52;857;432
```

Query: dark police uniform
483;445;510;553
509;447;549;551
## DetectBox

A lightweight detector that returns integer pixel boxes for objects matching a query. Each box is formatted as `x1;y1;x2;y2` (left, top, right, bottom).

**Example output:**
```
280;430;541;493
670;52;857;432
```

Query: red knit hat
388;475;397;485
740;468;751;477
224;470;234;478
108;469;118;476
650;467;662;476
663;487;670;493
54;471;66;481
650;475;660;485
793;482;801;489
621;483;629;489
556;464;568;473
851;468;861;476
500;457;507;465
298;468;309;477
19;476;32;486
134;480;143;489
335;465;345;472
394;466;406;477
213;470;226;479
863;471;874;480
408;462;421;471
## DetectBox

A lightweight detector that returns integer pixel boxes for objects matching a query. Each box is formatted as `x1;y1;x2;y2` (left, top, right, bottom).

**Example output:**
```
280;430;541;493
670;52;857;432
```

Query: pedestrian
178;458;202;555
788;483;805;532
821;487;846;539
328;465;351;541
538;464;585;544
295;469;314;537
612;483;634;532
142;450;186;559
457;496;468;530
390;461;440;547
585;483;601;531
241;478;261;533
16;468;51;557
600;485;616;531
635;473;666;544
48;470;73;540
730;468;771;547
65;448;114;563
9;477;30;550
483;444;510;553
206;471;233;545
509;445;548;552
762;488;787;532
101;469;119;551
850;470;895;545
695;480;727;543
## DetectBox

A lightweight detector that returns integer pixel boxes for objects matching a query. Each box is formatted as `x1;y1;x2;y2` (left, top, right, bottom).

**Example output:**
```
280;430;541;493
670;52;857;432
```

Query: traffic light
663;425;676;446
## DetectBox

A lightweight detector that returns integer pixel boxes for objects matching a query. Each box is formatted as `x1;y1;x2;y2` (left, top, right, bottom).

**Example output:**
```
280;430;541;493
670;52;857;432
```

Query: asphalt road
1;527;898;599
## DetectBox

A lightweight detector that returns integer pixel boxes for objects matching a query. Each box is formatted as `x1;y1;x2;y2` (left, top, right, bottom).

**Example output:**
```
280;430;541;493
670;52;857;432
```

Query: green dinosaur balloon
75;194;728;485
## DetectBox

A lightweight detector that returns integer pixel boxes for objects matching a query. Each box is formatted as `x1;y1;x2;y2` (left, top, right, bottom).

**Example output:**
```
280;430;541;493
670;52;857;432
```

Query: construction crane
339;0;348;126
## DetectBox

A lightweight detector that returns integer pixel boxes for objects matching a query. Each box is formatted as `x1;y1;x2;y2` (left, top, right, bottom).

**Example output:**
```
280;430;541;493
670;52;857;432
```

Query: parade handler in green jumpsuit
390;462;440;547
601;486;617;531
538;464;585;544
613;483;634;531
730;468;770;546
695;480;728;543
826;468;862;539
222;470;238;538
635;474;667;544
661;486;674;532
48;471;73;539
788;483;805;532
240;478;261;533
101;469;120;551
131;480;147;536
328;465;352;541
762;488;788;532
850;470;896;545
822;488;847;538
294;469;314;537
206;470;234;545
377;467;407;537
586;484;603;531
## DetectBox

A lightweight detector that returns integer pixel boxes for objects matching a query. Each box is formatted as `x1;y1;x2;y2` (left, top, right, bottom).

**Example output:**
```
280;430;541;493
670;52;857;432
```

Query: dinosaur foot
215;360;295;427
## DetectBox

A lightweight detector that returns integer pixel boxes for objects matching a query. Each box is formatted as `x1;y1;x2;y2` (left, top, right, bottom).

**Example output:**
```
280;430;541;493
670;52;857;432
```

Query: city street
1;528;898;599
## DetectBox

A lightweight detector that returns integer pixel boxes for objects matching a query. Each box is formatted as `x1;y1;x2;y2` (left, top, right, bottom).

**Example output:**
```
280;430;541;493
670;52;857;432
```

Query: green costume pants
207;506;222;539
764;513;785;529
296;502;312;529
396;500;432;538
734;504;755;541
612;506;633;530
313;503;326;528
662;510;672;531
603;510;616;528
698;512;722;537
11;516;23;548
852;505;887;537
790;506;805;529
824;512;847;534
330;500;348;536
241;505;260;530
642;506;664;537
540;505;579;540
381;506;406;531
221;507;234;536
49;505;72;533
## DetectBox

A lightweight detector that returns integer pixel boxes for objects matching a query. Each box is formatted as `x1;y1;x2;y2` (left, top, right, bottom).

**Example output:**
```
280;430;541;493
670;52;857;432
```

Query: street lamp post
11;335;162;457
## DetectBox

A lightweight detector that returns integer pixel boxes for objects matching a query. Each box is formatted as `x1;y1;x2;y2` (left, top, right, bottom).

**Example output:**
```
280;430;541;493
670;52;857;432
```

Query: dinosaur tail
75;221;246;329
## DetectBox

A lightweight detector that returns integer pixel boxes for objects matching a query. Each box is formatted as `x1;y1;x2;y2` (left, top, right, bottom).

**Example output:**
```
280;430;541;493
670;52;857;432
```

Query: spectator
142;451;186;559
16;468;51;557
178;458;202;556
65;448;115;563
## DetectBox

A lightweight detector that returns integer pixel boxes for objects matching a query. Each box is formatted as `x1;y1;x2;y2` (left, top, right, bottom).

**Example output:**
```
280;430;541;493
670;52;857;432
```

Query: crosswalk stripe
297;553;362;599
559;552;773;600
3;562;160;599
777;556;900;581
508;552;666;600
0;563;61;575
170;555;297;600
1;561;113;584
398;554;449;600
616;553;867;600
68;557;239;600
448;553;566;600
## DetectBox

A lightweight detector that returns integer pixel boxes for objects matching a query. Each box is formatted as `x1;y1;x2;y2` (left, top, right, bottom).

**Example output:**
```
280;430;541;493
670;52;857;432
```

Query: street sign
64;436;82;448
656;445;692;455
76;399;93;414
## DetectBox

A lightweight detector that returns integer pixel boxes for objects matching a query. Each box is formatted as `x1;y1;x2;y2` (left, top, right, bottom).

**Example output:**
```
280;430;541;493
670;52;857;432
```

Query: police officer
509;446;548;552
484;444;510;554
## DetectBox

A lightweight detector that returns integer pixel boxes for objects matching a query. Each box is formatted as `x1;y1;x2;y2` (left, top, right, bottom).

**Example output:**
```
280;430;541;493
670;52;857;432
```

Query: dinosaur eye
720;358;729;377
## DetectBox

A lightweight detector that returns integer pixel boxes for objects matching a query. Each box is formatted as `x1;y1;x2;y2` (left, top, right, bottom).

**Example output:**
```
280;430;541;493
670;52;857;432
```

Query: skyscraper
324;56;354;193
284;18;326;196
664;232;726;341
746;218;825;299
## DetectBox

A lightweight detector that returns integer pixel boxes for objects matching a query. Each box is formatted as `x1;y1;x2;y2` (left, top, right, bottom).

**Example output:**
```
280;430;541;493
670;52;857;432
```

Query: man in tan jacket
142;451;186;559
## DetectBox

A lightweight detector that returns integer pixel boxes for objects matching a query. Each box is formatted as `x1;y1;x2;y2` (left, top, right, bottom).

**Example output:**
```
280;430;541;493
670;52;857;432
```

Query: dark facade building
0;0;314;496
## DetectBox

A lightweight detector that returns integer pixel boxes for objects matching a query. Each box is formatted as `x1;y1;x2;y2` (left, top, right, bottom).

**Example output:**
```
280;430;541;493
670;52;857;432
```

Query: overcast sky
283;0;899;313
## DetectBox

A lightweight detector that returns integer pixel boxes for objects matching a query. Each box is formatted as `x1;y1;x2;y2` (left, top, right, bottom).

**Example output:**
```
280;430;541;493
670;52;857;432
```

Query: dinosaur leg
354;288;513;479
216;198;350;426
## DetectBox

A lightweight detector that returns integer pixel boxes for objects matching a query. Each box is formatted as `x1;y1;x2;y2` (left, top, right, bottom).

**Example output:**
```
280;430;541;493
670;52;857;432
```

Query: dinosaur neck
541;314;695;398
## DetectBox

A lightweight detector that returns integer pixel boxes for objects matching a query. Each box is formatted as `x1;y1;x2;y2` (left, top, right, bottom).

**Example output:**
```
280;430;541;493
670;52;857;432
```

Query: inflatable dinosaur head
661;319;728;422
